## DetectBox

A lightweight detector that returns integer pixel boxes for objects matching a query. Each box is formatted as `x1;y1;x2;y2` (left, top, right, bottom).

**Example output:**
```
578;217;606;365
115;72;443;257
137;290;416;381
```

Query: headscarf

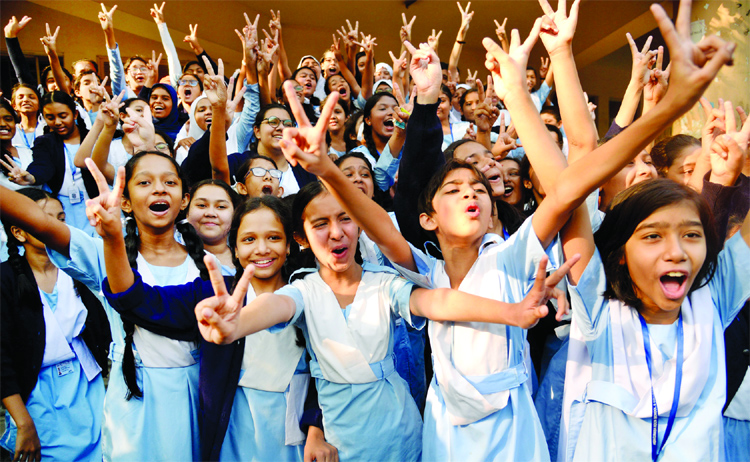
188;94;209;140
150;83;181;140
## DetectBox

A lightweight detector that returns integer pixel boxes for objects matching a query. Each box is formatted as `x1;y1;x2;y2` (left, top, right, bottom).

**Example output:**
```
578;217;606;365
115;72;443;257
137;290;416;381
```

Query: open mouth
0;128;10;136
338;88;347;96
261;185;274;195
503;185;513;197
205;116;213;125
149;201;170;215
184;88;192;97
383;119;394;128
253;258;276;268
659;271;688;300
466;203;481;218
331;246;348;257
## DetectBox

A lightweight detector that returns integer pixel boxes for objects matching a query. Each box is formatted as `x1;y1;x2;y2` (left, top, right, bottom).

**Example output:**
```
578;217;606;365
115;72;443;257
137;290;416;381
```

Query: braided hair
120;151;209;399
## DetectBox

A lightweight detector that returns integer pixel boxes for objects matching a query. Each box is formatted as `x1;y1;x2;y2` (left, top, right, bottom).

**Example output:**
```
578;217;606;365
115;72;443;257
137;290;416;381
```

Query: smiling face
193;99;213;131
437;92;452;122
328;75;350;102
254;108;292;155
178;74;200;104
235;207;289;281
600;150;658;211
526;69;538;92
452;141;504;197
42;102;77;140
339;156;374;199
239;158;283;198
295;68;317;98
150;87;173;120
122;154;189;233
375;67;392;81
624;201;706;322
322;51;339;78
420;167;492;245
301;192;360;275
328;103;346;133
126;58;148;89
366;95;398;141
497;159;523;206
75;73;99;103
0;108;17;140
461;91;479;123
187;184;234;245
13;87;39;115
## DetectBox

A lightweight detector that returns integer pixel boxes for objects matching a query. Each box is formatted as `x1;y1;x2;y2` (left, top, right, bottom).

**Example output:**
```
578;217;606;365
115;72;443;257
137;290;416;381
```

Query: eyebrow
636;220;703;230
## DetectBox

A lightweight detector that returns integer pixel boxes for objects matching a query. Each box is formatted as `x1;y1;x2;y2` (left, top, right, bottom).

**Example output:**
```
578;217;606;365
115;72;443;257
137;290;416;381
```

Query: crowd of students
0;0;748;461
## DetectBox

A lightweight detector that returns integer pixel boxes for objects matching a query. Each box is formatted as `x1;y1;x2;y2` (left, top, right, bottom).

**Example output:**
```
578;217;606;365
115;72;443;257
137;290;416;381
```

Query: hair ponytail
176;218;209;280
121;215;142;399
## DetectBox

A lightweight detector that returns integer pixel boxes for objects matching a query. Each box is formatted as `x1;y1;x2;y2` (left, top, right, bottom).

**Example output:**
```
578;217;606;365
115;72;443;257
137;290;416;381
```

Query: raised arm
98;4;127;97
75;90;125;183
203;57;231;184
610;34;654;134
4;16;35;85
0;185;71;255
40;24;71;94
448;2;474;82
333;36;362;100
150;2;181;88
235;17;261;153
269;10;292;81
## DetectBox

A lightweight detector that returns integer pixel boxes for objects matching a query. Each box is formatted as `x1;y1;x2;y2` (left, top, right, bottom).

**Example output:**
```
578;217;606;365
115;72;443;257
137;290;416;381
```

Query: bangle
456;40;465;44
394;120;406;130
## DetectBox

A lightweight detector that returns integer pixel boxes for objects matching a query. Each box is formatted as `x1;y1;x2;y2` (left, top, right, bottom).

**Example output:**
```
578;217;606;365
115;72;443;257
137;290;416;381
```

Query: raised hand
352;33;377;55
269;9;282;36
98;88;125;128
225;76;246;117
403;41;442;102
652;0;735;114
84;157;125;238
482;18;543;101
643;46;670;104
236;22;258;65
39;23;60;56
150;2;166;25
465;69;478;85
539;56;550;80
474;79;500;133
457;2;474;32
0;155;34;186
183;24;203;54
243;12;260;44
98;4;117;31
492;113;517;160
427;29;442;51
494;18;508;42
258;35;279;67
196;255;254;345
202;56;227;108
626;33;655;88
145;50;162;87
708;101;750;185
279;81;340;176
5;15;31;38
538;0;581;56
401;14;416;43
88;76;111;106
122;104;155;152
389;50;408;79
392;81;412;131
515;254;580;327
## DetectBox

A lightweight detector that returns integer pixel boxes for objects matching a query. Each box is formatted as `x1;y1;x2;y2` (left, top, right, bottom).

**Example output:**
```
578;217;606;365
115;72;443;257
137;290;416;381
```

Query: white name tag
68;186;81;204
56;360;74;377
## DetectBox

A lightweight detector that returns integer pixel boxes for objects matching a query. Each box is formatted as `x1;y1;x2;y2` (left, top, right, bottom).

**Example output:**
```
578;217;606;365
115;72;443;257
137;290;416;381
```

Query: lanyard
638;312;683;461
63;144;81;183
449;123;454;143
20;128;34;149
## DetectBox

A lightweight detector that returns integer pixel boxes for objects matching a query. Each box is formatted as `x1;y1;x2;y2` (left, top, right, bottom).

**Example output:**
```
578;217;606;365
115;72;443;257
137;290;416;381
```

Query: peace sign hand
514;254;580;328
626;33;655;89
202;56;227;108
145;50;162;87
483;17;543;101
492;113;517;160
196;255;255;345
538;0;581;56
457;2;474;32
403;41;442;101
150;2;166;25
0;155;34;186
708;101;750;186
84;158;125;239
97;87;125;128
494;18;508;41
427;29;442;51
98;4;117;31
39;23;60;56
401;14;416;43
5;15;32;39
278;81;340;177
184;24;203;54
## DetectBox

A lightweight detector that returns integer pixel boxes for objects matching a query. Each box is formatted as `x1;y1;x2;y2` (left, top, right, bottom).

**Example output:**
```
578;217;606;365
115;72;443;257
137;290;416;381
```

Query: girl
186;179;239;273
175;95;211;164
0;100;34;191
235;155;284;198
148;83;182;140
438;85;471;151
9;91;97;235
650;134;701;184
10;84;44;150
351;92;399;165
0;151;209;462
325;96;350;159
561;179;750;461
92;189;332;461
113;178;573;462
0;188;110;461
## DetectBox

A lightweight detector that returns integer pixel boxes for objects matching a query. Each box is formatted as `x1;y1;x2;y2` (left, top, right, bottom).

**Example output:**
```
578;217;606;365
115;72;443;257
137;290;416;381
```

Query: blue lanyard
502;226;510;240
20;128;33;149
449;123;454;143
63;144;80;181
638;312;683;461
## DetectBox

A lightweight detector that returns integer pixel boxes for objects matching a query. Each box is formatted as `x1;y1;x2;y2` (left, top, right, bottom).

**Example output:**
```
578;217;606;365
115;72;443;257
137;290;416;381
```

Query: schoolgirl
7;91;98;235
146;83;182;140
0;151;209;461
438;85;471;151
560;179;749;461
350;92;400;166
91;186;326;461
175;95;211;164
9;84;44;150
0;188;110;461
186;179;240;273
324;95;350;159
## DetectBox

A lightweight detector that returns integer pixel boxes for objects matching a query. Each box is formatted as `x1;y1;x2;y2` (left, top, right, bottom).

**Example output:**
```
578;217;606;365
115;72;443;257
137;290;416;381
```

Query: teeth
666;272;684;277
255;259;272;265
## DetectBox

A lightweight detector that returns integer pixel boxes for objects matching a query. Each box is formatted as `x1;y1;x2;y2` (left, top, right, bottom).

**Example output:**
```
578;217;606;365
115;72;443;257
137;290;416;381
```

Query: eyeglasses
179;79;199;87
245;167;282;180
129;66;148;74
260;116;294;129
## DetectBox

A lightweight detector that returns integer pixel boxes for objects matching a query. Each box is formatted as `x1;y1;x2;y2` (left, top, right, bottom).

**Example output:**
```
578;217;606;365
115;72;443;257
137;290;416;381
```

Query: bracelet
394;120;406;130
456;40;465;44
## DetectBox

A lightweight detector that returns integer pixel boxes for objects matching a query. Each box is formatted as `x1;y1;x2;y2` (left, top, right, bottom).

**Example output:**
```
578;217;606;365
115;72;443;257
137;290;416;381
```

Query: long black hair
120;151;209;399
250;104;295;153
40;91;89;141
362;92;399;161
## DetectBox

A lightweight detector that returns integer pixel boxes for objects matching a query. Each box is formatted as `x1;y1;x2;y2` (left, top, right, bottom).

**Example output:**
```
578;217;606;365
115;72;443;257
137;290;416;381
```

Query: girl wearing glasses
225;104;317;197
235;155;284;199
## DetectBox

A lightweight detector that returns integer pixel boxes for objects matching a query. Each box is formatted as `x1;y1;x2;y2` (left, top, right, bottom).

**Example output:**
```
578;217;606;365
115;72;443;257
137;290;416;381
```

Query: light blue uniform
274;264;424;462
564;233;750;462
391;217;559;462
48;226;201;462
